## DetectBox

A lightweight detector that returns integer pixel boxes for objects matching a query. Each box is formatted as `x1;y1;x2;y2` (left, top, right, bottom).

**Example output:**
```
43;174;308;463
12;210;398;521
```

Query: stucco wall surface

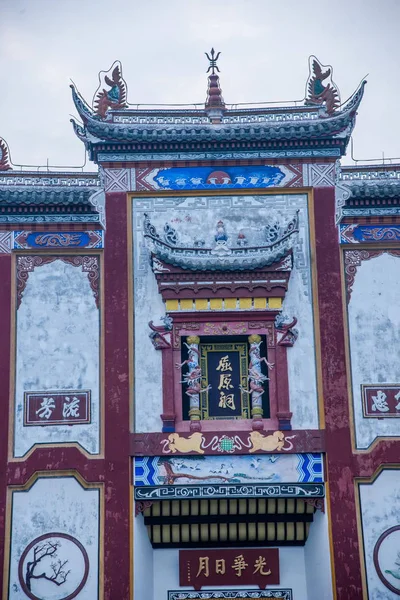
347;253;400;449
359;469;400;599
8;476;100;600
14;259;100;456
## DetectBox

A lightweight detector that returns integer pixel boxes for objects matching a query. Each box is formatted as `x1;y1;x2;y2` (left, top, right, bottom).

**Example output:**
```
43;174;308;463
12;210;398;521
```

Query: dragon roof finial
305;55;341;114
92;60;128;119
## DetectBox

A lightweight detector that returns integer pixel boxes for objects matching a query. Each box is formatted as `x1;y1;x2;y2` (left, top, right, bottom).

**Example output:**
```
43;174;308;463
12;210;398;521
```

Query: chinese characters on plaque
200;343;250;419
362;385;400;418
24;390;91;426
179;548;279;590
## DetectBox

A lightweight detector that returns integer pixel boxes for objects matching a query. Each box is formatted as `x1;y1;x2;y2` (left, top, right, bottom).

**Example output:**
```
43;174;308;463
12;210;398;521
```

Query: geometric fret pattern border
0;231;11;253
134;483;325;501
168;590;293;599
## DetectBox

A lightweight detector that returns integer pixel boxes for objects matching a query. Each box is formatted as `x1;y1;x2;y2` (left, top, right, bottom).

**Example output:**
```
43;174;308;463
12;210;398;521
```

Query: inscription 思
24;390;91;426
362;385;400;418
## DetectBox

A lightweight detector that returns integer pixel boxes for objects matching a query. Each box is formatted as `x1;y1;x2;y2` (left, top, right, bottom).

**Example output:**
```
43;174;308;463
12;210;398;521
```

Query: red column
313;187;363;598
275;344;292;430
0;253;11;593
103;192;131;598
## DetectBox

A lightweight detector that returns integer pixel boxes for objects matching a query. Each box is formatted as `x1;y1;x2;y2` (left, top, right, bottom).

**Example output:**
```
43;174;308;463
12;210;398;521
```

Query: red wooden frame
153;311;293;433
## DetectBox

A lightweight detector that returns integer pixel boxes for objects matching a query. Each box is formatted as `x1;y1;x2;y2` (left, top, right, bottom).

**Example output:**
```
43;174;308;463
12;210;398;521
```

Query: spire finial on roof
205;48;221;74
205;48;225;123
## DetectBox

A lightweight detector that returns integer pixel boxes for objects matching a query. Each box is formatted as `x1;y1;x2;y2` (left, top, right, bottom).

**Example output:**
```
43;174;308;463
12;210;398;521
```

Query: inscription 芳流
24;390;91;426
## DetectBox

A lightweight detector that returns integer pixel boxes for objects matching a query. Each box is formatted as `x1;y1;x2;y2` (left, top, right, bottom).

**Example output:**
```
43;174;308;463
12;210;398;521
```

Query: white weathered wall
133;509;154;600
8;476;100;600
151;547;308;600
133;194;318;432
348;253;400;449
14;259;100;456
359;469;400;599
304;510;334;600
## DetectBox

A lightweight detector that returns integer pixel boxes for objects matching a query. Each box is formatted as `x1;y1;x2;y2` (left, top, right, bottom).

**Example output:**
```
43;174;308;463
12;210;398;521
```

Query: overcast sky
0;0;399;169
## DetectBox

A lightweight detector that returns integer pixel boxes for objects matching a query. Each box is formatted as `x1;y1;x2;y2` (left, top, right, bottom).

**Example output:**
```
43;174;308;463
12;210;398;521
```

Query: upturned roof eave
70;81;366;149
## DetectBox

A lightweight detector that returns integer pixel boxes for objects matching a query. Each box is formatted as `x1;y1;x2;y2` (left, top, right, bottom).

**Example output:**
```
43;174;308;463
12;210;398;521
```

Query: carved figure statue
215;220;228;242
176;336;210;427
245;334;274;419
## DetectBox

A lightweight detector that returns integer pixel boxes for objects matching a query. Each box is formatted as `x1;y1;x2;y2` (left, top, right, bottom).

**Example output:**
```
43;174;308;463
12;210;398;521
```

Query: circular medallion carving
374;525;400;595
18;532;89;600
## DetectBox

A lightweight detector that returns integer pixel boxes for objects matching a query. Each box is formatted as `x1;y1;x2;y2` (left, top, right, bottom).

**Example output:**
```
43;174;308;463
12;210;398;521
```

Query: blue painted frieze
340;224;400;244
134;453;323;486
13;230;104;249
136;164;298;191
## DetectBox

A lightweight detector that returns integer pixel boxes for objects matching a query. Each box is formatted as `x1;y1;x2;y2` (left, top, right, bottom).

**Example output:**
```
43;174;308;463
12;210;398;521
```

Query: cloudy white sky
0;0;399;169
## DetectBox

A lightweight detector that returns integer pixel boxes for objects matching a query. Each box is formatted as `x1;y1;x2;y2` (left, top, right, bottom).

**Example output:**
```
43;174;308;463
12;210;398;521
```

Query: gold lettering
253;556;271;576
215;558;226;574
196;556;209;578
232;554;248;577
219;392;236;410
216;355;233;372
218;374;234;391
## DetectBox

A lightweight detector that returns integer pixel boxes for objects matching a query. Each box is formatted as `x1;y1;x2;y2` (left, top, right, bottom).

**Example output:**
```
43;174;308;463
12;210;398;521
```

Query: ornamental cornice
71;76;365;157
0;187;98;205
144;212;299;272
345;180;400;199
0;172;99;187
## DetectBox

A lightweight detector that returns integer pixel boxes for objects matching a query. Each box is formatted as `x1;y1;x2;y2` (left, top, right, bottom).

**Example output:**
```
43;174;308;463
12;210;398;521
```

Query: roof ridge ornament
205;48;225;123
0;137;12;171
205;48;221;74
93;60;128;119
305;55;341;115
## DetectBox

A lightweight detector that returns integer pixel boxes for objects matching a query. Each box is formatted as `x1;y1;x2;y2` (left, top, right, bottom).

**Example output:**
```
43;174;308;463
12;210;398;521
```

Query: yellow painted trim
195;299;208;310
166;299;179;311
268;297;282;309
254;297;267;309
224;298;236;309
127;194;135;434
7;252;16;462
340;246;357;453
239;297;252;309
354;477;369;600
210;298;223;310
180;298;194;310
